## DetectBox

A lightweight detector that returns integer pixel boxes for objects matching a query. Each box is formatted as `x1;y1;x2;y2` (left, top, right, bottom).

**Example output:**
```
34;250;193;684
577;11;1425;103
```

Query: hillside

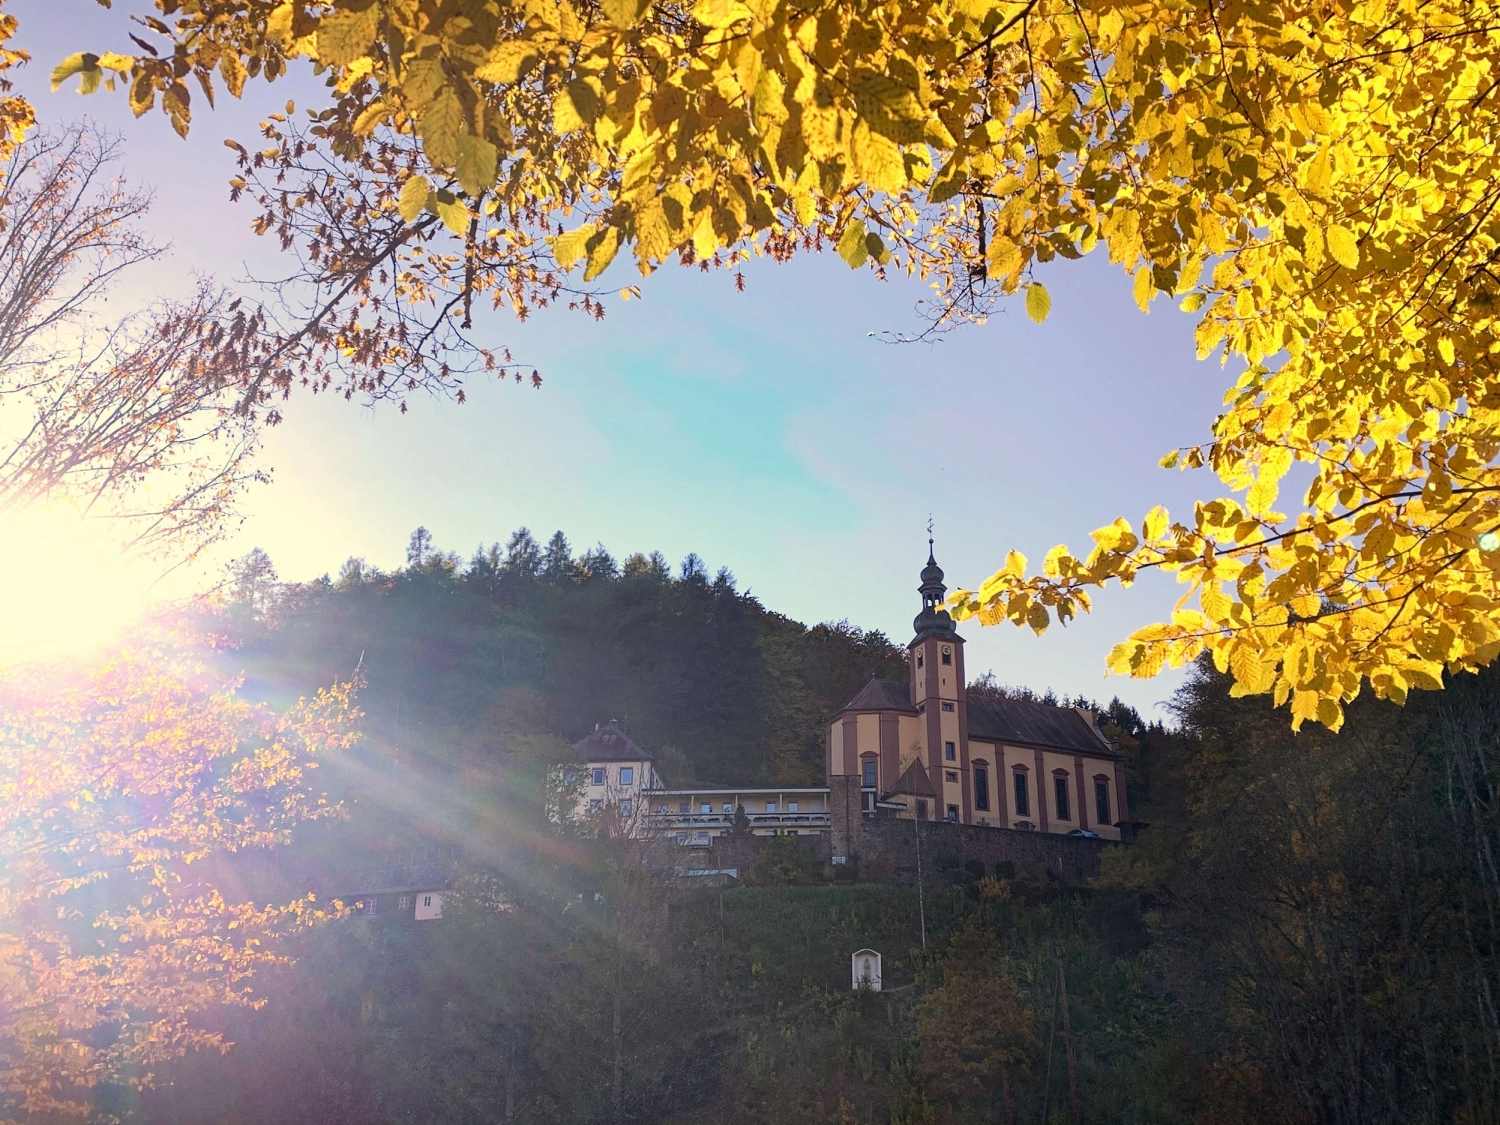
137;530;1500;1125
217;528;910;789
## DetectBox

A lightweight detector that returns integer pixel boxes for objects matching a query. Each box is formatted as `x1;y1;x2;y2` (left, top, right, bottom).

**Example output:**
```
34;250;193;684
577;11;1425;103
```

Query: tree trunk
1058;958;1081;1125
612;930;625;1125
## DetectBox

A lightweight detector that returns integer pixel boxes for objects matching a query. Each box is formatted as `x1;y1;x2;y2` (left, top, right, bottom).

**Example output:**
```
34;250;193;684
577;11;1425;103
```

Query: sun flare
0;507;163;664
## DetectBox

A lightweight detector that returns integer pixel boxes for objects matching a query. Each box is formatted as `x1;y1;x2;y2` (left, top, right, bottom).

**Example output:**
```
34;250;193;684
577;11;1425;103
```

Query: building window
1054;774;1072;821
678;802;689;814
620;799;632;818
676;831;688;844
916;799;929;820
696;831;709;843
361;896;376;914
656;804;667;814
619;766;634;785
861;791;873;811
946;804;959;822
399;896;410;910
1095;779;1111;826
945;741;956;761
862;758;877;787
941;702;954;712
941;646;952;665
974;764;990;811
589;798;603;813
1013;771;1030;817
945;770;958;783
917;652;924;668
722;803;733;814
786;829;797;836
423;895;433;908
788;801;799;813
592;768;606;785
766;801;777;813
701;802;712;814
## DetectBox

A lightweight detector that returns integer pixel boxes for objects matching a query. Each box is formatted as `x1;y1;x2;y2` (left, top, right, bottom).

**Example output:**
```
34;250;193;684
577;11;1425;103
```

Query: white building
570;725;830;844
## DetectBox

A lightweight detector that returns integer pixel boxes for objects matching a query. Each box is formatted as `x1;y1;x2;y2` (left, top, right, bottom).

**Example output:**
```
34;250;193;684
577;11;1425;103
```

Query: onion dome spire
912;536;960;642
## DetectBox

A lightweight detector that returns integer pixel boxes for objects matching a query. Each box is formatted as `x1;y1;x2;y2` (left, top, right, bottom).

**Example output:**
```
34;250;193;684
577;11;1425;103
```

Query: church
573;546;1129;844
827;546;1128;840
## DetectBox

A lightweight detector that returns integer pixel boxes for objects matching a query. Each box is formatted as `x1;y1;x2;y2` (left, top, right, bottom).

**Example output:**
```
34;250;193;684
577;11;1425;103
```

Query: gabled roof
886;758;937;799
968;698;1113;756
573;722;652;762
839;678;917;714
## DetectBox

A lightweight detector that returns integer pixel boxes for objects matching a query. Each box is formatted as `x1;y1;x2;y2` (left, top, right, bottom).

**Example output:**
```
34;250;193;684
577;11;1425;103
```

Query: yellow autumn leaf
1025;283;1051;323
1326;224;1360;270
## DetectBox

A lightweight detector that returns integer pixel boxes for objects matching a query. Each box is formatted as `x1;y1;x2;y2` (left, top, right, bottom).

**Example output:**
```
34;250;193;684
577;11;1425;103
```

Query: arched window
1011;766;1030;817
1053;770;1072;821
1093;775;1112;826
861;754;878;789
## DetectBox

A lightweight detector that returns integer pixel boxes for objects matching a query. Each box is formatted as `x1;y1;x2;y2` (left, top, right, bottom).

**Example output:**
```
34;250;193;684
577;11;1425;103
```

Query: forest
54;526;1493;1125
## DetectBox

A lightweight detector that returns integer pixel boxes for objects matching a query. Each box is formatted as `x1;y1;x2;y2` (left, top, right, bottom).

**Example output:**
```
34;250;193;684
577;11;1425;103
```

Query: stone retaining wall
680;816;1110;884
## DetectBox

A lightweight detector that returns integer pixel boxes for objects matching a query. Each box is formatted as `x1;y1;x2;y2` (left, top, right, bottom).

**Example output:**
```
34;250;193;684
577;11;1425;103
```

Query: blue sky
5;1;1236;717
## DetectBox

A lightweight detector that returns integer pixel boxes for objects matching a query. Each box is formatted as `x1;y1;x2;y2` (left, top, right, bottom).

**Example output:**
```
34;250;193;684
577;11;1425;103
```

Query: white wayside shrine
852;949;882;991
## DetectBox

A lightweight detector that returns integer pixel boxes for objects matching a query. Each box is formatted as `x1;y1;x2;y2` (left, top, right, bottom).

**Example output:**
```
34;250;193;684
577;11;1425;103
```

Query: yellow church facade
827;547;1128;840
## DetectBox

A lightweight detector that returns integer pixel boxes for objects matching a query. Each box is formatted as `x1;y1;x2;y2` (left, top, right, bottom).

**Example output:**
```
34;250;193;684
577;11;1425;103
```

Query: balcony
646;809;829;832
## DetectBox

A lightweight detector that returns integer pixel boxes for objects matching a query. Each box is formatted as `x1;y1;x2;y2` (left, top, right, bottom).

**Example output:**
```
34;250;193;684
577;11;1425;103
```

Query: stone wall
857;817;1108;883
678;815;1108;884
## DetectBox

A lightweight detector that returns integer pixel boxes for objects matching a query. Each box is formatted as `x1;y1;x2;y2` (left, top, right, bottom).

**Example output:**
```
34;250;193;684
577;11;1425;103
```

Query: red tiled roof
572;723;651;762
887;758;937;798
839;678;916;713
968;699;1113;755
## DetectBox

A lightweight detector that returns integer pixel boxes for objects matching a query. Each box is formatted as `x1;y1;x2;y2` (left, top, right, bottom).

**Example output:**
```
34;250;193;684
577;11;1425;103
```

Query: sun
0;507;164;664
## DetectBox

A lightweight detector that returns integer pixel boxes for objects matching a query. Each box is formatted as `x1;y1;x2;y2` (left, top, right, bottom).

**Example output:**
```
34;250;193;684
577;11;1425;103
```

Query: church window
1054;774;1072;821
946;805;959;822
1095;779;1111;826
945;741;956;761
974;764;990;811
941;646;952;665
592;768;606;785
862;758;877;787
1012;771;1030;817
941;702;954;712
619;766;634;785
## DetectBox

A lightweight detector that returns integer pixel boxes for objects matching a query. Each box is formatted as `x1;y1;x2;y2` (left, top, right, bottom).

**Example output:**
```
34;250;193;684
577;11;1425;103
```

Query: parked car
1067;828;1102;839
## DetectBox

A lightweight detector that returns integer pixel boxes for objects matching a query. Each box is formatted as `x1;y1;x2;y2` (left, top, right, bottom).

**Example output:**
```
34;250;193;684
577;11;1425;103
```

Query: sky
0;1;1236;717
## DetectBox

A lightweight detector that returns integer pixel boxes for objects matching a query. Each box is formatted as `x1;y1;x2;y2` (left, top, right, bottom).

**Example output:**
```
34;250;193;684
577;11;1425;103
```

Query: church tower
909;542;971;823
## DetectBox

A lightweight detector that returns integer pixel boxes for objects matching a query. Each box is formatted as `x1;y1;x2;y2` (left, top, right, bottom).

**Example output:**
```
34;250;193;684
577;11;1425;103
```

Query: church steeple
912;537;961;643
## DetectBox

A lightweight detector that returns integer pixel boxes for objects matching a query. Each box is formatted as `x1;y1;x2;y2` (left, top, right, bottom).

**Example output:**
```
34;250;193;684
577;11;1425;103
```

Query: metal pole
914;811;926;950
